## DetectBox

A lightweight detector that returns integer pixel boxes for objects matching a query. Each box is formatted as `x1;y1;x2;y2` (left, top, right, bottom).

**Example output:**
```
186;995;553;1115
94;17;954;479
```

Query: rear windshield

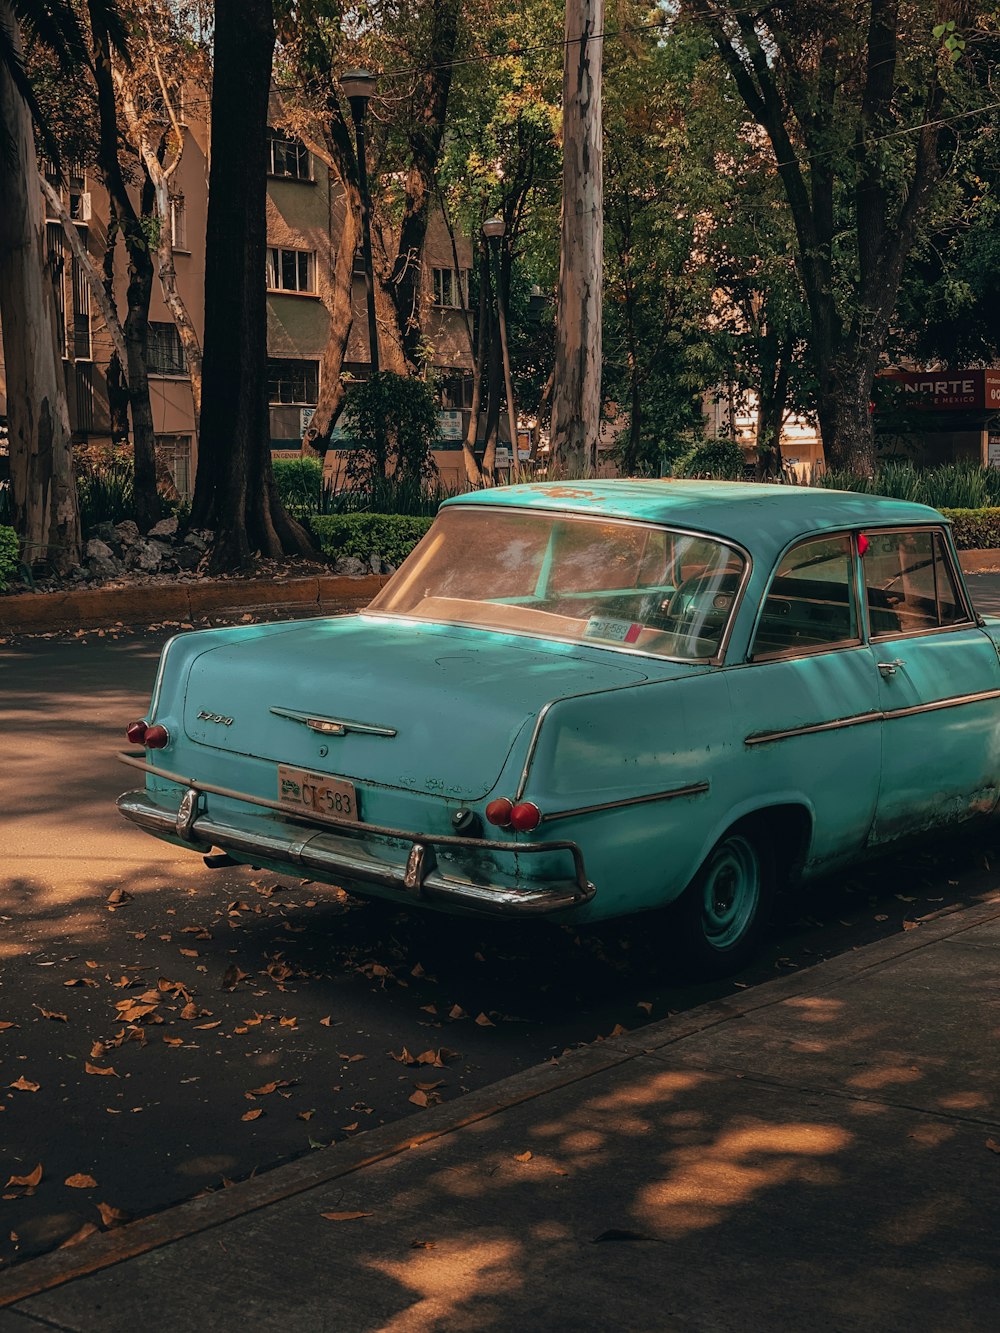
367;506;746;661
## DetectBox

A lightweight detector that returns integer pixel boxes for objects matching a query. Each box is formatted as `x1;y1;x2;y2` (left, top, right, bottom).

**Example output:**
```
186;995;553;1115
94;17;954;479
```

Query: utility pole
549;0;604;477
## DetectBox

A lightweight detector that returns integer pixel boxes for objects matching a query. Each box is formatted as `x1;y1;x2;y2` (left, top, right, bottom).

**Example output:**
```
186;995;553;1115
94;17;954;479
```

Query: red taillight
509;801;542;832
144;724;170;749
126;720;148;745
485;798;513;828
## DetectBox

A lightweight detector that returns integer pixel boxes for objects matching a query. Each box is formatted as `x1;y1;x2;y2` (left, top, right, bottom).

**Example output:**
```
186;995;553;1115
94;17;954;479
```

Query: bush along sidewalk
310;514;433;573
0;526;18;589
940;508;1000;550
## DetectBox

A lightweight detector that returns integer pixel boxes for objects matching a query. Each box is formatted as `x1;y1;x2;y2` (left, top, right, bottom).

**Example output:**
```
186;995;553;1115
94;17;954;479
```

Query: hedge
0;526;18;590
310;513;433;567
940;508;1000;551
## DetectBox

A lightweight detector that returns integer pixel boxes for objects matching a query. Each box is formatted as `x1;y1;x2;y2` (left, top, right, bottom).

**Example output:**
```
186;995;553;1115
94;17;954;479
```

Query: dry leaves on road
36;1008;68;1022
241;1108;264;1122
5;1165;42;1189
9;1077;40;1092
84;1062;118;1077
986;1138;1000;1155
321;1211;371;1221
64;1174;97;1189
515;1151;533;1163
97;1202;129;1228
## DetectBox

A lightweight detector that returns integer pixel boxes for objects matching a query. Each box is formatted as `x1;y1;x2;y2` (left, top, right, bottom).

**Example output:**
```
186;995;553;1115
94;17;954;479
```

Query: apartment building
0;107;475;498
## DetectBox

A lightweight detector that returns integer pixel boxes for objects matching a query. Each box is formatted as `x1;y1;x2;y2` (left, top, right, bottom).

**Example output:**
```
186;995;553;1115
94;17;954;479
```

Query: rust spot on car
530;486;598;499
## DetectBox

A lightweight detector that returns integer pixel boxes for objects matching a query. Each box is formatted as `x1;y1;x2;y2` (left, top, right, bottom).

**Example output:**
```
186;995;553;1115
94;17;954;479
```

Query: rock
333;556;369;577
114;520;142;547
174;545;202;571
89;522;118;545
87;554;124;581
368;553;381;574
148;516;178;539
136;541;164;572
184;530;209;552
85;538;113;561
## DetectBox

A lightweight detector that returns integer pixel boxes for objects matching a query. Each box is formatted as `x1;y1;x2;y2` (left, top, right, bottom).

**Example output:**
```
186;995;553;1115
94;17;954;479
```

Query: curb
959;549;1000;574
0;575;386;634
2;893;998;1308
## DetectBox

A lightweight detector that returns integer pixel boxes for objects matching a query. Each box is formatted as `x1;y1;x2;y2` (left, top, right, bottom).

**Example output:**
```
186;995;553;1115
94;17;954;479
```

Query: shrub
674;437;746;480
940;508;1000;550
273;457;323;516
311;513;433;567
819;461;1000;510
343;373;440;494
0;525;19;590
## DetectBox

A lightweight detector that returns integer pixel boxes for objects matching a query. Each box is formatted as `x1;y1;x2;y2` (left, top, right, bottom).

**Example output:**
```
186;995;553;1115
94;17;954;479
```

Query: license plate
277;766;359;821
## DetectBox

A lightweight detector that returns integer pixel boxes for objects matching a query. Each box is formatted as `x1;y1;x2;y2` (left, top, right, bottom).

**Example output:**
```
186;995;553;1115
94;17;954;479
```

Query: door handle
877;659;906;678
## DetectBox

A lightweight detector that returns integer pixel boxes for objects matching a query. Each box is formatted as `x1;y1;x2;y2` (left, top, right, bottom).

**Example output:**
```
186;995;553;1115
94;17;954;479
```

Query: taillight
144;724;170;749
485;798;513;828
509;801;542;832
126;720;148;745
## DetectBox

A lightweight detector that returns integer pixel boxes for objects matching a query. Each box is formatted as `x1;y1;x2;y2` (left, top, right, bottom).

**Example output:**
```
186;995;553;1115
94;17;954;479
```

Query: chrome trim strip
746;711;882;746
884;688;1000;722
869;620;978;644
269;706;397;738
540;781;710;823
745;687;1000;746
117;751;594;906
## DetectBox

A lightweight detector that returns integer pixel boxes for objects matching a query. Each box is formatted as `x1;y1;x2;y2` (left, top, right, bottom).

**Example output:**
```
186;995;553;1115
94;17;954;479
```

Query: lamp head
482;216;506;240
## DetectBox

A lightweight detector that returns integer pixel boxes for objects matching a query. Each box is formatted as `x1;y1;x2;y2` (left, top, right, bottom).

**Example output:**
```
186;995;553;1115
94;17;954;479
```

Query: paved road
2;583;1000;1266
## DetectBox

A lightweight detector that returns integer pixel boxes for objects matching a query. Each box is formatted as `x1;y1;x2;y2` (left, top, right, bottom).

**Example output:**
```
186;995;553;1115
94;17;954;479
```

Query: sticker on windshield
584;617;643;644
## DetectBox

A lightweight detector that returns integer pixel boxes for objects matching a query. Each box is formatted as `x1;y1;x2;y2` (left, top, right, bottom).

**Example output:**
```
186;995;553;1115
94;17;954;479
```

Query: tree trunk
754;333;790;480
103;212;130;447
819;357;877;474
191;0;316;571
0;0;80;571
549;0;604;477
88;0;159;530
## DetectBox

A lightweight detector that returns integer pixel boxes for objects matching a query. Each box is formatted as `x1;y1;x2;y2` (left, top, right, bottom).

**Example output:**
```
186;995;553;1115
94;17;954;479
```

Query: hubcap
701;835;759;950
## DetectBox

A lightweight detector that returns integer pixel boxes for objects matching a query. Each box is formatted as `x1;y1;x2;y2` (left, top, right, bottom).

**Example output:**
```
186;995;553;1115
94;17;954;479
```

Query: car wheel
670;825;774;979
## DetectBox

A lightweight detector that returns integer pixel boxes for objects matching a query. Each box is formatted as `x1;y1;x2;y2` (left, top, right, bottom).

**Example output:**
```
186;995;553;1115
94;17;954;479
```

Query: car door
863;525;1000;844
726;532;882;872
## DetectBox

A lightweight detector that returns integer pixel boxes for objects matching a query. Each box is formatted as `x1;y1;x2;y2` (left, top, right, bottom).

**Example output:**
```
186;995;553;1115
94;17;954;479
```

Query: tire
669;824;774;979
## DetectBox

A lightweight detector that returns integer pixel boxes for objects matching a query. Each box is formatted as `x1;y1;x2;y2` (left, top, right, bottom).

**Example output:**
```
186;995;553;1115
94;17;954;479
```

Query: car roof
444;479;944;551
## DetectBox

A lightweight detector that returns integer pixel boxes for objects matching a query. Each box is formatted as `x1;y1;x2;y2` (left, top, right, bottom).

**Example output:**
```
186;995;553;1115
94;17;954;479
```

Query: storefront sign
989;433;1000;469
437;410;464;442
879;369;1000;411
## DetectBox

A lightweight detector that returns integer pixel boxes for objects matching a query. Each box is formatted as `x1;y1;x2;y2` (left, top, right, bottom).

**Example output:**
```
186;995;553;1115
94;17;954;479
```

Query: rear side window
863;529;968;637
751;534;859;659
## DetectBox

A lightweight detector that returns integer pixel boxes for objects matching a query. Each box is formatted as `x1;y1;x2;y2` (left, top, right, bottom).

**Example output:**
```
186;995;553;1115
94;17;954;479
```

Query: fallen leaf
987;1138;1000;1155
902;920;920;931
341;1122;359;1132
449;1005;466;1020
163;1037;184;1048
298;1109;315;1121
64;1174;97;1189
337;1052;365;1063
410;1240;435;1249
414;1080;444;1092
85;1063;118;1077
608;1024;628;1038
61;1222;99;1248
97;1202;129;1228
321;1211;371;1221
0;1021;18;1031
9;1077;40;1092
106;888;132;907
874;914;889;922
64;977;98;988
279;1016;298;1029
408;1090;431;1107
474;1012;495;1027
637;1001;653;1015
319;1016;334;1027
6;1165;42;1188
37;1008;68;1022
515;1151;533;1163
241;1108;264;1121
194;1020;222;1030
179;948;199;958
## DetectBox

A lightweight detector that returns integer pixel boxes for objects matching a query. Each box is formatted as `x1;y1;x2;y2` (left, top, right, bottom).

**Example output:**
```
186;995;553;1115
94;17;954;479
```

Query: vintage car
118;480;1000;976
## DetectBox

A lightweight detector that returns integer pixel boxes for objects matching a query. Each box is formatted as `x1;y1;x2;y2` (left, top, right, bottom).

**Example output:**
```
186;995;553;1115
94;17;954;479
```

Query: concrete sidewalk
2;898;999;1331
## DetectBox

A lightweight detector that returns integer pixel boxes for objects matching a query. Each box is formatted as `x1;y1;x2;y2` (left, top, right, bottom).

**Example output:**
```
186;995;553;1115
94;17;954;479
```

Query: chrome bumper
116;754;595;917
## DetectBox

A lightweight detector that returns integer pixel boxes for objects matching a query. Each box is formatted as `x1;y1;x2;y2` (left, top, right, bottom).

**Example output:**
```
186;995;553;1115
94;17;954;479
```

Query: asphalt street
1;577;1000;1267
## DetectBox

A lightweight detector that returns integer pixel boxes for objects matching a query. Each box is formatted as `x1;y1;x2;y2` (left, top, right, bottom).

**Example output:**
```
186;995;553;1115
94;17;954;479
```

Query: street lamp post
341;68;379;378
483;216;518;476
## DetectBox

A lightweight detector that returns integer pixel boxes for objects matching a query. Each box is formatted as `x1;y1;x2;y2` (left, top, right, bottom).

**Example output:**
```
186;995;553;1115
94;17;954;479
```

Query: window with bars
170;193;188;250
45;223;68;358
147;322;187;376
267;130;312;180
266;247;315;294
432;268;470;309
267;358;319;404
71;243;91;359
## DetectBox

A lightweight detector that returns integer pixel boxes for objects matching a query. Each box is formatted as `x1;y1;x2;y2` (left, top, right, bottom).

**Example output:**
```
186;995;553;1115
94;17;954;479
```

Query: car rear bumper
116;755;595;917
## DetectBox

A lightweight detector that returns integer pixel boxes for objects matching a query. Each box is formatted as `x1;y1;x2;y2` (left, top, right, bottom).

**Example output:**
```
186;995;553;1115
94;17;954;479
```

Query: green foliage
674;437;747;480
310;514;434;567
273;457;323;517
343;374;440;493
0;526;20;590
322;470;458;518
76;453;136;529
941;509;1000;551
818;462;1000;510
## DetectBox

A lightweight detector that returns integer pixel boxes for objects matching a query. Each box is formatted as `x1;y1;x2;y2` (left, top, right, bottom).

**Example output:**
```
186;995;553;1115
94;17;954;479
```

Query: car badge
269;706;396;738
197;709;234;726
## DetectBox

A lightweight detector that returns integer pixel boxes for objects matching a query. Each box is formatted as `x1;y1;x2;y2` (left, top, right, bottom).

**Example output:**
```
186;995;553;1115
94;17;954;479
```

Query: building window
432;267;469;309
147;321;187;376
170;193;187;250
267;129;312;180
71;244;91;360
45;223;67;358
438;373;474;410
267;246;315;294
156;434;193;500
267;358;319;405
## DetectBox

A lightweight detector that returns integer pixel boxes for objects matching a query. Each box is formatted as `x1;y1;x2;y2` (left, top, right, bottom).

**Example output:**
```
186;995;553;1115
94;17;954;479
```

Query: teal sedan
118;481;1000;977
